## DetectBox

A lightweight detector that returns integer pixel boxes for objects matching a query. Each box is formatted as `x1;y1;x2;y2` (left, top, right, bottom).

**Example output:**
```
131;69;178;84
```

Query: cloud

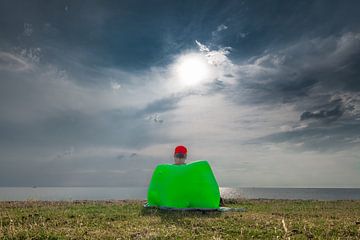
0;52;31;71
0;56;176;124
140;94;183;115
300;99;344;122
54;146;74;160
192;32;360;154
211;24;232;42
196;40;232;67
216;24;228;32
110;80;121;91
19;48;41;63
251;120;360;153
1;1;360;187
146;114;164;124
23;23;33;37
226;32;360;115
194;40;237;89
235;32;360;87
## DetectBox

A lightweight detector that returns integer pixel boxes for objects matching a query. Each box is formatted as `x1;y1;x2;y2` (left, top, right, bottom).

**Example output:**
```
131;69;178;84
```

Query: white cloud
19;48;41;63
216;24;228;32
110;80;121;91
211;24;229;39
0;48;41;72
23;23;33;37
195;40;210;52
196;40;232;66
195;40;236;85
0;52;31;71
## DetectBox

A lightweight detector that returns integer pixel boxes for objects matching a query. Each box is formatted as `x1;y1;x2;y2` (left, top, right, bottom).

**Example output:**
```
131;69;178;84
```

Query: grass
0;199;359;239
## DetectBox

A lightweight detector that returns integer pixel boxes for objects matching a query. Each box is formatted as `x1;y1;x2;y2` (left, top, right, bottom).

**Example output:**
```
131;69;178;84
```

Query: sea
0;187;360;201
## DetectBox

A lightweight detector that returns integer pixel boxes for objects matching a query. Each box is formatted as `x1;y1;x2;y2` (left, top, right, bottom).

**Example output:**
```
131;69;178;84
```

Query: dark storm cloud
226;32;360;126
0;0;233;72
233;32;360;101
247;119;360;153
201;0;360;60
300;99;344;122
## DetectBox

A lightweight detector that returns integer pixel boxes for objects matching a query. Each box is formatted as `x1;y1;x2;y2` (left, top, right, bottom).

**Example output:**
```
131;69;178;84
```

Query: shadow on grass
141;206;222;225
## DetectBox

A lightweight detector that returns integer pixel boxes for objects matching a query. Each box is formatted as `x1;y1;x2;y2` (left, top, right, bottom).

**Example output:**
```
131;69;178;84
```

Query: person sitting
172;145;225;207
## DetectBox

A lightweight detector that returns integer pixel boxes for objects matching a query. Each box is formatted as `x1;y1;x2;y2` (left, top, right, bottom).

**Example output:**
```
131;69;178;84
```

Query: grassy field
0;199;359;239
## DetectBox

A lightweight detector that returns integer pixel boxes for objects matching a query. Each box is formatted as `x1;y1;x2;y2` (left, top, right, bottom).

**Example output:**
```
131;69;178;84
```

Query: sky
0;0;360;187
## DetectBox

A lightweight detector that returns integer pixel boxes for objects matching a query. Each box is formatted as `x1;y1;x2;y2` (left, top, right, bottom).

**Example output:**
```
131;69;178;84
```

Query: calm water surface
1;187;360;201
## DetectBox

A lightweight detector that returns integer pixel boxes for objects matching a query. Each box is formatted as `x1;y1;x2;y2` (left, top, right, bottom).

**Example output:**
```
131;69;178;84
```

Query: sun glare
174;54;210;87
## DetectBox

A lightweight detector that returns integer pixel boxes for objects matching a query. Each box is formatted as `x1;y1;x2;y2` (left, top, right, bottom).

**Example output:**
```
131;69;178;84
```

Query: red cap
174;145;187;155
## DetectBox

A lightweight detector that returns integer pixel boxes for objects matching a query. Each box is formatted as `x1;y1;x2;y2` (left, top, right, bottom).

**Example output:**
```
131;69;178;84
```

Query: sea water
1;187;360;201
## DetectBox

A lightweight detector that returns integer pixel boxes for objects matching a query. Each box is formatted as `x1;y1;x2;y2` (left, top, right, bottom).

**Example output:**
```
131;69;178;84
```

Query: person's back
147;160;220;208
172;145;224;207
146;145;225;208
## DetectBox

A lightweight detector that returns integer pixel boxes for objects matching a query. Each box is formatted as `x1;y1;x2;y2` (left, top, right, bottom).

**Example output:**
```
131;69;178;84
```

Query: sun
174;53;210;87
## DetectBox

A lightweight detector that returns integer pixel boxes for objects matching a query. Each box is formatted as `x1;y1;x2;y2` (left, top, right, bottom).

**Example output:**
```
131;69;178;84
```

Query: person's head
174;145;187;165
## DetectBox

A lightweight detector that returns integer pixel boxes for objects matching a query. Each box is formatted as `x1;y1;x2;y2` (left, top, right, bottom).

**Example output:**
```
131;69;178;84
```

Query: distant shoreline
1;199;360;204
1;187;360;201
